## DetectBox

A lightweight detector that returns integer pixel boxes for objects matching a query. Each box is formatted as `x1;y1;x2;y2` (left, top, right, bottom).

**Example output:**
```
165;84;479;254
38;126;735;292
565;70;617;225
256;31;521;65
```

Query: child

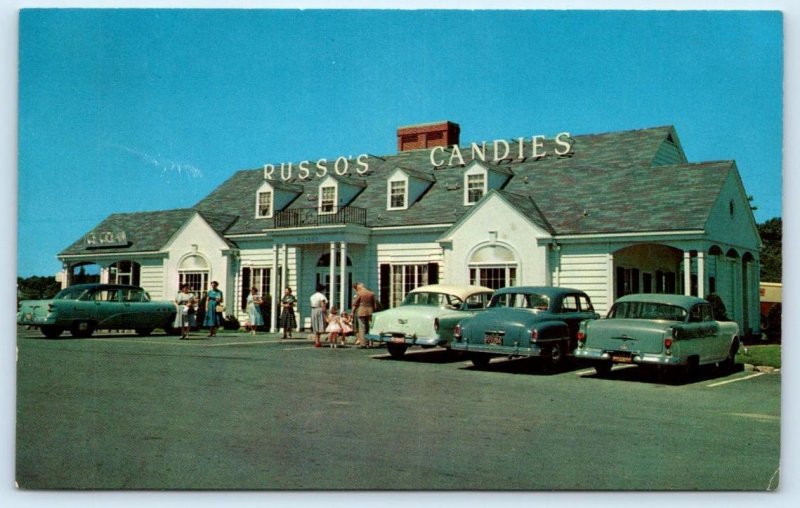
339;311;354;346
325;306;343;349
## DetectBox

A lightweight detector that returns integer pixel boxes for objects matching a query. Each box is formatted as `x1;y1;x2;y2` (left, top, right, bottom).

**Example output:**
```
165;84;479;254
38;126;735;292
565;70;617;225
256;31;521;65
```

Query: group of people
172;280;376;348
173;280;225;340
309;282;376;349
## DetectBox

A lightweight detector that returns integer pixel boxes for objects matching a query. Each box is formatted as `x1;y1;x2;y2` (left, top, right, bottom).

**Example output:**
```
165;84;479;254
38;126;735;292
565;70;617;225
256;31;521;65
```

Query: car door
685;304;713;361
120;288;152;329
560;293;595;347
86;288;125;328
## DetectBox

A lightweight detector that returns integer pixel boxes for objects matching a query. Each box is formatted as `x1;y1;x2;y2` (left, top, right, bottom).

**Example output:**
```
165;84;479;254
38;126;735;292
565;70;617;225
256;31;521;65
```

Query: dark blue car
451;286;599;370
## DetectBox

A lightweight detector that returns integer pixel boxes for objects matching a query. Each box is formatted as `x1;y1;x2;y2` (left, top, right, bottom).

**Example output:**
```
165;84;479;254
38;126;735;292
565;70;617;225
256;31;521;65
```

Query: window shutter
427;263;439;285
380;264;391;309
241;267;251;311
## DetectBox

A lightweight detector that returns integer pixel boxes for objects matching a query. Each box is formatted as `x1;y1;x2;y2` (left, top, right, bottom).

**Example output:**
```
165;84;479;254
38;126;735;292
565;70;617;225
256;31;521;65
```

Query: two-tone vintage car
367;284;494;358
574;293;740;381
451;286;599;370
17;284;177;338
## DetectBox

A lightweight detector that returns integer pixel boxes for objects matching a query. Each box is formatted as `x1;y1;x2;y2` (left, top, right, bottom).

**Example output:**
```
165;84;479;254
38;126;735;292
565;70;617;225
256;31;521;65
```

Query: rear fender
532;320;570;342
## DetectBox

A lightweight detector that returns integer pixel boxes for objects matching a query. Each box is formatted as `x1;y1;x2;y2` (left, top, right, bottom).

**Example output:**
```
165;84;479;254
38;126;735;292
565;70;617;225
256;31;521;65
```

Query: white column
339;241;348;312
270;244;279;332
100;265;110;284
697;251;705;298
607;253;615;313
683;251;692;296
329;242;337;309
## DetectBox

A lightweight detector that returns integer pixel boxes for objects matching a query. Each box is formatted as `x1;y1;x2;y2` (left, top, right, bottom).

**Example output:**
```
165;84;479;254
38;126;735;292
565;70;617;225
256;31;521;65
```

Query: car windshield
53;287;89;301
488;293;550;311
402;292;464;309
609;301;688;321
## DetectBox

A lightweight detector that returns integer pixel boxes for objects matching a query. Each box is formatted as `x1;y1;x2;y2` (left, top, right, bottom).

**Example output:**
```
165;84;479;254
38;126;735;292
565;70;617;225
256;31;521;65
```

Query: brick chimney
397;121;460;152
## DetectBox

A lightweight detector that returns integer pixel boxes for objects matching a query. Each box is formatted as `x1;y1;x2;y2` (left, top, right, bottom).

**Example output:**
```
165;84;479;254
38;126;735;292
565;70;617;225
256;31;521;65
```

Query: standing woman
280;287;298;339
204;280;224;338
247;287;265;335
174;284;197;340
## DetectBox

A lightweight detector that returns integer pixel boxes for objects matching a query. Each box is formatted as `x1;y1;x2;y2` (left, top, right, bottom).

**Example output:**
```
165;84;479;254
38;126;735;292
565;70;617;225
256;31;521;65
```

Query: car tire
135;328;154;337
541;341;565;373
70;320;95;338
470;355;490;369
594;361;613;376
719;338;740;374
40;326;63;339
387;342;407;359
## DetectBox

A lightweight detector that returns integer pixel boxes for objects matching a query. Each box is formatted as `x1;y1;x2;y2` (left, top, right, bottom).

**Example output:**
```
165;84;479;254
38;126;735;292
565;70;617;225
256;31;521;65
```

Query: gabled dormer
651;127;688;166
463;160;512;205
386;167;435;211
255;180;303;219
318;174;366;215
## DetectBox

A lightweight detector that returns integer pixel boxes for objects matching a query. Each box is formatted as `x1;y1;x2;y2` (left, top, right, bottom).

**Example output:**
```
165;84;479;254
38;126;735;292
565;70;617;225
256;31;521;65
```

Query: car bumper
367;332;444;347
16;313;56;326
450;341;546;357
574;348;685;366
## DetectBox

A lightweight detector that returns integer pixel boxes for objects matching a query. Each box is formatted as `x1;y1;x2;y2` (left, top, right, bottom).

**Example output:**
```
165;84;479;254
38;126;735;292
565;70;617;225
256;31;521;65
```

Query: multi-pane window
389;180;406;209
320;186;336;214
390;264;429;307
466;173;485;204
109;260;140;286
179;271;209;300
469;266;517;290
257;190;273;218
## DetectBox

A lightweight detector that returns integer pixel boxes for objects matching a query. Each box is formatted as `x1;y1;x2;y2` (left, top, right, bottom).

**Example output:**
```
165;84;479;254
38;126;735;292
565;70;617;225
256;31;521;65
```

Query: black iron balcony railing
274;206;367;228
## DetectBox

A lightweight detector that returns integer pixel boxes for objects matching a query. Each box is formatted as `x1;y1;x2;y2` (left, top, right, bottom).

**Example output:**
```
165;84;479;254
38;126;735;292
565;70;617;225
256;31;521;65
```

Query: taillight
577;330;586;346
434;318;440;332
453;324;462;338
530;329;538;342
664;337;673;350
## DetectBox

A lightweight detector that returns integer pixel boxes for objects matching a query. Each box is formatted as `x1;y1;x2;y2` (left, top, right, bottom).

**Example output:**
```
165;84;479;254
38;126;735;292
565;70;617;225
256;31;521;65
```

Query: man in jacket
352;282;376;348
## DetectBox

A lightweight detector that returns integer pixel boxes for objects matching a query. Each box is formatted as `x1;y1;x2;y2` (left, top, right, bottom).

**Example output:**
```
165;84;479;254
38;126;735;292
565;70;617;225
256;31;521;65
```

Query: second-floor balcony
274;206;367;229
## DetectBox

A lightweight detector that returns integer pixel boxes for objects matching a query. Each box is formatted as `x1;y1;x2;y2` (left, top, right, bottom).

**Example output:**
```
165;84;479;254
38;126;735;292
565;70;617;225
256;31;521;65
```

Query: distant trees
17;276;61;301
758;217;781;282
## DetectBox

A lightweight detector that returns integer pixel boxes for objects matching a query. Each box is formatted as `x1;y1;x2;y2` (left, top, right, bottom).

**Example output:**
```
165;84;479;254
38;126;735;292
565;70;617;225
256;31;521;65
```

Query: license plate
391;336;406;344
612;353;633;363
24;313;33;321
485;334;503;345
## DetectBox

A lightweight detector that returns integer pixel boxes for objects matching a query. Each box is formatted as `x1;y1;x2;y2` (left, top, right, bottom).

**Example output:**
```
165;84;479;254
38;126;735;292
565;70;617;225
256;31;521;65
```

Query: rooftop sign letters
263;132;573;182
85;230;130;248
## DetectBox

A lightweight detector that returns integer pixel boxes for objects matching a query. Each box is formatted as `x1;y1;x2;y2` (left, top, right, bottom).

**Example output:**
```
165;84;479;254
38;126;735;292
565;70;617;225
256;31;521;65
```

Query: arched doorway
178;254;210;299
69;262;101;285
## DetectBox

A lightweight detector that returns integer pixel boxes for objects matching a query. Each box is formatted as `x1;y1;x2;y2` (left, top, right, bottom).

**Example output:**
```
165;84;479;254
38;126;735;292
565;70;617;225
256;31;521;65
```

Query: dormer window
463;161;510;205
466;173;485;204
319;185;337;214
389;180;407;210
256;190;273;218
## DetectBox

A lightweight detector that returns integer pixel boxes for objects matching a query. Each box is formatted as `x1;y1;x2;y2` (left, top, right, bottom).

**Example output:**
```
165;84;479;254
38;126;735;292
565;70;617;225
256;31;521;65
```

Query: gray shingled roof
59;209;237;256
193;125;730;236
62;125;733;258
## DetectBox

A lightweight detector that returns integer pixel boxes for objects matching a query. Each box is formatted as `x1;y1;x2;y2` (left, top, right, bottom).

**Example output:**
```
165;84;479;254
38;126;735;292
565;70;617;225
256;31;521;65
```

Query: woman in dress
174;284;197;340
280;287;297;339
246;286;265;335
203;280;224;337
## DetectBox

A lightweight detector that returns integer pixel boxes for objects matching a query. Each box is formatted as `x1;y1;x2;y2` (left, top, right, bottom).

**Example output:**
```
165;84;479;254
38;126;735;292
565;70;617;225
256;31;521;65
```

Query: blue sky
16;8;783;277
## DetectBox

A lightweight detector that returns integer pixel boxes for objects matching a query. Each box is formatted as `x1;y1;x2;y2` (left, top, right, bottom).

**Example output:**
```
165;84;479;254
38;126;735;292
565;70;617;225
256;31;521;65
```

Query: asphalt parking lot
15;328;781;491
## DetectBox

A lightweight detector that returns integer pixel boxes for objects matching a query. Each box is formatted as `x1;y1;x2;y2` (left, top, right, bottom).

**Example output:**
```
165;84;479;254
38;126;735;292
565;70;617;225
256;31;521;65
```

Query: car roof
492;286;586;297
409;284;494;300
62;283;144;291
614;293;707;309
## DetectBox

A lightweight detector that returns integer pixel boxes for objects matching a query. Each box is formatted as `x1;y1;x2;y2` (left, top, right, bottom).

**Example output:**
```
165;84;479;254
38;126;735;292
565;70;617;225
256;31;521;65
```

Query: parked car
367;284;494;358
17;284;177;338
573;293;740;380
451;286;599;369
